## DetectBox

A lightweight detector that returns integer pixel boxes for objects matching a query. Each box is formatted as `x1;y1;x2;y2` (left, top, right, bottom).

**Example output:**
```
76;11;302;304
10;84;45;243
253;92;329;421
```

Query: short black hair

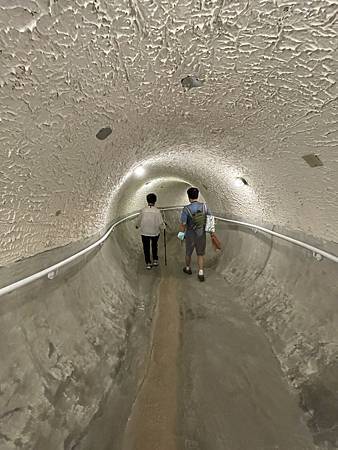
147;193;157;204
187;187;199;200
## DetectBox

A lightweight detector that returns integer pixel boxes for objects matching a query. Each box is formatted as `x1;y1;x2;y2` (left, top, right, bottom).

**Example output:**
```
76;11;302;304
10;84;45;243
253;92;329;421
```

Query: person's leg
196;232;207;281
197;255;204;271
141;235;151;266
184;232;194;275
152;235;159;264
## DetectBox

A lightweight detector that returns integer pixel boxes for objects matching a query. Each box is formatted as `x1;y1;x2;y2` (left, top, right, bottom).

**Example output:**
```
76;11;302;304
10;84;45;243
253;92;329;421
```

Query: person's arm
135;210;142;229
177;207;187;240
158;211;166;230
205;203;212;216
180;207;188;232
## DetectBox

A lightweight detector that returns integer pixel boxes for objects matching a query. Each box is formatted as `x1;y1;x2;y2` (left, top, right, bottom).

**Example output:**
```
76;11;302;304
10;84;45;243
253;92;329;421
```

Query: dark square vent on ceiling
302;154;323;168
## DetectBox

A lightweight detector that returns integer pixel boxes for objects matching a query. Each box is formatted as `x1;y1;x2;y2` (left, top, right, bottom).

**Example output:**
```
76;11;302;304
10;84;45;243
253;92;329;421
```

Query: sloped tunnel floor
81;235;315;450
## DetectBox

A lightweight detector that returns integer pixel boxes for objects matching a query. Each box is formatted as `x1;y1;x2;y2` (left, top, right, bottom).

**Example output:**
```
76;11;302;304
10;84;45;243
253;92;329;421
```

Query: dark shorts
185;230;206;257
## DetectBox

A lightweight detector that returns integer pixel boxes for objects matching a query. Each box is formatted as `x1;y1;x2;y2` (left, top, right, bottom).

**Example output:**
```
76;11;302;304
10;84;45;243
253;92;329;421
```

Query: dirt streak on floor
122;275;180;450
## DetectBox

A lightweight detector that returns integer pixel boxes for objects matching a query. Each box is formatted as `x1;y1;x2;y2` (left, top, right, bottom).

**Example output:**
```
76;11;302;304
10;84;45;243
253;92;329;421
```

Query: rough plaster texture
0;0;337;264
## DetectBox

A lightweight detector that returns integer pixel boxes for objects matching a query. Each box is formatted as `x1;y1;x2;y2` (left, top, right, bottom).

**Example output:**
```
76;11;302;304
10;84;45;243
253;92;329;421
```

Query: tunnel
0;0;338;449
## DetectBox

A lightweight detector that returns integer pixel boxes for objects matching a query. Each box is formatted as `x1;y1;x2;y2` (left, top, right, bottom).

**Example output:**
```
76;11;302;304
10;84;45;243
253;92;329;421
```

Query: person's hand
177;231;185;241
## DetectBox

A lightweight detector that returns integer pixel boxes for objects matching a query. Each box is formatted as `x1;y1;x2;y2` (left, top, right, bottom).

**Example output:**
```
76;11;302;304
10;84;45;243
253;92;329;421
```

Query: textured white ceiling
0;0;337;265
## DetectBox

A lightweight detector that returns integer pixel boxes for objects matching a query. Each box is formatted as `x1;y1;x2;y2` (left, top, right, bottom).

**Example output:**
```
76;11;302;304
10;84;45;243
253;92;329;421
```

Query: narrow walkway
122;276;180;450
122;238;315;450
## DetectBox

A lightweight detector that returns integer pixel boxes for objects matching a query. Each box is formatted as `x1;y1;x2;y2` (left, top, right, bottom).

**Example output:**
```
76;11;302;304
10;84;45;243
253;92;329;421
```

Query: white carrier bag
205;208;215;233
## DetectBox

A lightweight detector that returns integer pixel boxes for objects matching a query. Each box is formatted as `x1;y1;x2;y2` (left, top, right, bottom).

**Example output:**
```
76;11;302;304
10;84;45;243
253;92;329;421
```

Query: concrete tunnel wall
215;222;338;448
0;0;338;449
1;214;338;449
0;225;146;450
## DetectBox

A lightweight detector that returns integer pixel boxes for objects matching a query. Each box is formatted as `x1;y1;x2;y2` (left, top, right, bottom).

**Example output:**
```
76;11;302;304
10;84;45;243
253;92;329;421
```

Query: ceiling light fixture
134;166;146;177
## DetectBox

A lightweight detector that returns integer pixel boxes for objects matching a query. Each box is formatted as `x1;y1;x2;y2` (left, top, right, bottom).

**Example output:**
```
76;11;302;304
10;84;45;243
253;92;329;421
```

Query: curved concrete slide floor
1;218;335;449
121;233;314;450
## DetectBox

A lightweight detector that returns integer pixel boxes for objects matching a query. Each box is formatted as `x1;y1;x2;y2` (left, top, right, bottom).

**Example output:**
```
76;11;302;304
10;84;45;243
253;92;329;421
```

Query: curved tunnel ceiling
0;0;337;264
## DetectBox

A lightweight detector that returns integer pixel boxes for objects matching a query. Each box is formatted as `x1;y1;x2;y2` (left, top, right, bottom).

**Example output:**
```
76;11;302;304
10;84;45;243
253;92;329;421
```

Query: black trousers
141;235;159;264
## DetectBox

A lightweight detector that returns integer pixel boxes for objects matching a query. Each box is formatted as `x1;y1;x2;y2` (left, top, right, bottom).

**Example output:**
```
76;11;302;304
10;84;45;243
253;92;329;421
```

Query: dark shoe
183;267;192;275
146;264;152;270
198;273;205;282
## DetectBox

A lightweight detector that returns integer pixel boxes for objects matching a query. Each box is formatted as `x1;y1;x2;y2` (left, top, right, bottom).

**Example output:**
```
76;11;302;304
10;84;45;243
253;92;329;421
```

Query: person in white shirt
136;193;166;269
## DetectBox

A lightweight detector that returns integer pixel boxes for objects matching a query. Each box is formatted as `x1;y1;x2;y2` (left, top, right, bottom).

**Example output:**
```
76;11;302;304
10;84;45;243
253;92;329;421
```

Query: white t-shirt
137;206;165;237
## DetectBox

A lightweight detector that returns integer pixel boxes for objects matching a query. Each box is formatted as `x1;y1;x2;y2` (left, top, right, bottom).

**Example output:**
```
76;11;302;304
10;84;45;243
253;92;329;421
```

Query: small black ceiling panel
302;154;324;168
96;127;112;140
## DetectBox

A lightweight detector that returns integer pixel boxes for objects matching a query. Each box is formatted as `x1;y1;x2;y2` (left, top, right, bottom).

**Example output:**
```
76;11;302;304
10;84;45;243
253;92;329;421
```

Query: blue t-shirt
180;202;211;231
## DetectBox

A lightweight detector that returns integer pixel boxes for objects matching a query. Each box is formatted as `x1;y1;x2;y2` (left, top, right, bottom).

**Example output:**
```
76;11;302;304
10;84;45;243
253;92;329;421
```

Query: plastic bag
205;214;215;233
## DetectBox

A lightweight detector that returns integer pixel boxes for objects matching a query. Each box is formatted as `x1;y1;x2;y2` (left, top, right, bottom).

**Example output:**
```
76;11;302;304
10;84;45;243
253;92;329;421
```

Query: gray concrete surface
0;225;158;450
213;223;338;449
2;216;337;449
178;270;314;450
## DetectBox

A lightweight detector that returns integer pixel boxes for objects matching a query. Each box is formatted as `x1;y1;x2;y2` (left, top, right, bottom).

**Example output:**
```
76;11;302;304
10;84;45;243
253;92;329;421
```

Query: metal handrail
0;207;337;298
0;212;140;297
214;216;338;264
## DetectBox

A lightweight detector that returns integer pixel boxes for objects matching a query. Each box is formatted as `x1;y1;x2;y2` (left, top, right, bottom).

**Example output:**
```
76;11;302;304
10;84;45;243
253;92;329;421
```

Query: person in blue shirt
179;187;211;282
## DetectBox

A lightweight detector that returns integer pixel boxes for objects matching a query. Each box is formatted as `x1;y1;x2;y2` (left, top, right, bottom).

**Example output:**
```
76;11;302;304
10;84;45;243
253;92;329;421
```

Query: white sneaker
146;264;152;270
153;260;159;267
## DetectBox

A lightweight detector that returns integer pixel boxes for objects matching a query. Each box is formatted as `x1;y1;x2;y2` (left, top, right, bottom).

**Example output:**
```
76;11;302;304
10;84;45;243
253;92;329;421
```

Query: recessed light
134;166;145;177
